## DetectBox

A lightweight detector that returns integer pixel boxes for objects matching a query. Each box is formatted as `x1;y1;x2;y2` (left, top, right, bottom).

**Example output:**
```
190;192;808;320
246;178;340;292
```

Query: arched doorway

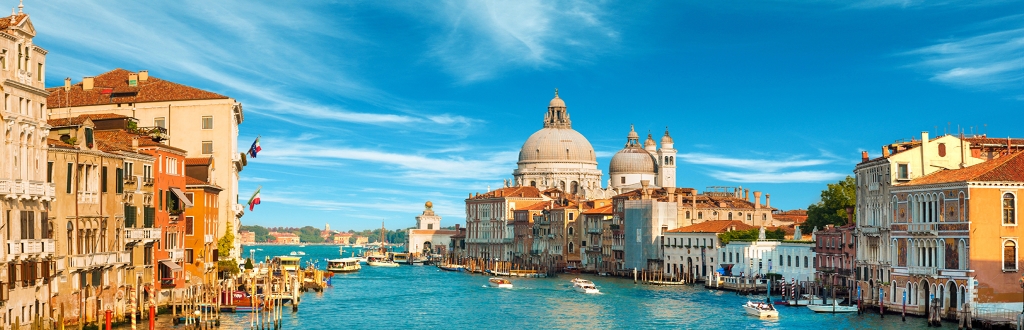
423;241;432;254
919;279;930;316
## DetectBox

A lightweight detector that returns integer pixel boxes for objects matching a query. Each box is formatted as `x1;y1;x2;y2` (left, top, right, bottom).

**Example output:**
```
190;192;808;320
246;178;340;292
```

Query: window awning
169;187;194;208
160;260;183;272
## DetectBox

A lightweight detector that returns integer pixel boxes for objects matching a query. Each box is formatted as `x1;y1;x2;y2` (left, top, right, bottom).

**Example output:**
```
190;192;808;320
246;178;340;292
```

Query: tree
218;221;235;259
804;176;857;230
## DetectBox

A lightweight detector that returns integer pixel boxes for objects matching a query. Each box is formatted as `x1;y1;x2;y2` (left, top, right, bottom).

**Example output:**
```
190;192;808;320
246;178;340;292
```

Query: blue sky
31;1;1024;231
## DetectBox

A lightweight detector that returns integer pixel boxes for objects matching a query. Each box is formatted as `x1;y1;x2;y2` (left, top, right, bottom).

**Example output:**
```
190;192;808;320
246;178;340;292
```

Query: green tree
298;226;325;243
804;176;857;230
218;221;235;259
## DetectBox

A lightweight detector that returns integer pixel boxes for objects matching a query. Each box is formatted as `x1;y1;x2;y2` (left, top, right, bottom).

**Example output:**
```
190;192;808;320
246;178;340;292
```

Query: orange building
889;151;1024;315
137;136;191;297
183;157;221;289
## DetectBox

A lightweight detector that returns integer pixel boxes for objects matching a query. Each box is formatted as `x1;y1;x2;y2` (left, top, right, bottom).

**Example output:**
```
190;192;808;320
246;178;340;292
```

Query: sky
28;0;1024;231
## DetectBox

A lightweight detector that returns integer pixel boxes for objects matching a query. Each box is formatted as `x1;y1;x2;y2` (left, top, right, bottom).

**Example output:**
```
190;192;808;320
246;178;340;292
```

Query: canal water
143;245;955;329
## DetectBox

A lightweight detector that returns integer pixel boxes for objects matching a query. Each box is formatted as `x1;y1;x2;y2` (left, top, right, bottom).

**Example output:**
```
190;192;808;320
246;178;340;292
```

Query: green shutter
158;189;162;209
124;204;134;228
144;207;154;228
115;168;123;194
65;163;72;194
101;166;108;193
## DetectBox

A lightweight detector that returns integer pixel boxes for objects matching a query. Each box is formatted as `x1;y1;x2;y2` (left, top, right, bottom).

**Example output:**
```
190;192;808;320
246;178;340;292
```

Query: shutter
124;204;134;228
101;166;108;193
115;168;123;194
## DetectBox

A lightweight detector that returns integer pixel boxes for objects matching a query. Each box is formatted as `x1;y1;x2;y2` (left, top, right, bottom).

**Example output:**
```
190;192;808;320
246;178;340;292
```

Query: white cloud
905;23;1024;88
678;153;833;172
678;151;846;183
709;170;847;183
414;0;619;82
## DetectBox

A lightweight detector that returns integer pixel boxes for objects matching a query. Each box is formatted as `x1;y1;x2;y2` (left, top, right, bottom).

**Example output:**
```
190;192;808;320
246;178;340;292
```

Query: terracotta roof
515;202;549;211
469;186;543;199
904;151;1024;185
47;68;229;108
667;220;756;233
0;14;28;30
964;137;1024;146
773;209;808;224
582;205;613;215
47;138;76;150
186;157;212;166
184;175;216;186
94;130;146;153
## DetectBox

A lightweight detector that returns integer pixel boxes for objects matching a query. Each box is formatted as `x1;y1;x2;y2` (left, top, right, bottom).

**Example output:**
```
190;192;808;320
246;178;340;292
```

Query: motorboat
437;263;466;272
221;291;262;312
271;256;301;273
366;255;399;267
289;251;306;256
743;300;779;318
326;258;361;273
807;301;858;313
786;294;835;306
571;278;600;294
488;278;513;289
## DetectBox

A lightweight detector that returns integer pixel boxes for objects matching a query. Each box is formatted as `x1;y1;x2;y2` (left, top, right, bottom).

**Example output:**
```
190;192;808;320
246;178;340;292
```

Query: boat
326;258;361;273
367;255;399;267
289;251;306;256
743;300;779;318
271;256;301;273
298;244;306;248
488;278;513;289
221;291;262;312
437;263;466;272
392;253;410;264
807;301;858;313
786;294;835;306
571;278;600;294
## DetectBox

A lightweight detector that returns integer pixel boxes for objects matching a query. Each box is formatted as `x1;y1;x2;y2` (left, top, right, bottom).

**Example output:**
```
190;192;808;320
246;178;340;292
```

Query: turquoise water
143;245;955;329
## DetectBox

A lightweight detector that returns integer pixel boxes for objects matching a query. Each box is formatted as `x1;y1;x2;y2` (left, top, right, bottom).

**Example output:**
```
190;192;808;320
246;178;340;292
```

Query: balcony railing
168;249;184;262
906;223;938;235
611;245;624;251
6;239;55;261
0;179;11;194
77;191;99;204
125;228;161;242
28;181;45;196
135;126;170;141
908;266;937;277
586;245;601;252
205;234;214;244
68;251;125;270
586;228;601;234
160;278;175;288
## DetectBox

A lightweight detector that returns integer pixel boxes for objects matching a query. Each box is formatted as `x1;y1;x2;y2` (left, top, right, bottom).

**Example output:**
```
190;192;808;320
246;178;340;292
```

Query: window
46;161;52;183
143;164;152;180
202;116;213;129
1;49;6;70
184;192;194;205
65;163;73;194
36;63;42;82
1004;240;1017;271
101;166;108;193
124;162;134;178
185;216;194;236
185;249;194;263
154;117;165;128
202;141;213;154
1004;193;1016;225
620;177;625;184
115;168;123;194
685;211;690;219
697;212;703;220
897;164;909;180
569;213;574;221
568;242;574;253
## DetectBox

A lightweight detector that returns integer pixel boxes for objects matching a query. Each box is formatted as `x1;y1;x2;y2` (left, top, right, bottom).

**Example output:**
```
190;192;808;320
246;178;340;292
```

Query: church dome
549;93;565;108
518;128;597;164
609;147;657;174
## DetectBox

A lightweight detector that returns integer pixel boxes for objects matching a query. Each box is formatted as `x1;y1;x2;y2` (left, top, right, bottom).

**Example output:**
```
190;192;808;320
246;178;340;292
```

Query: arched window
788;255;792;267
686;211;691;219
569;242;574;254
804;256;808;268
728;212;733;220
1003;193;1015;225
762;214;767;221
571;181;579;194
530;181;536;187
1004;240;1017;270
568;227;574;236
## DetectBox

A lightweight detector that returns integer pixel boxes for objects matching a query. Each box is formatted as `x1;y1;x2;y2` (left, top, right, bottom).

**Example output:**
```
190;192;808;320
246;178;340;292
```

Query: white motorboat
326;258;361;273
289;251;306;256
807;301;858;313
786;294;835;306
571;278;600;294
366;255;399;267
488;278;513;289
743;301;779;318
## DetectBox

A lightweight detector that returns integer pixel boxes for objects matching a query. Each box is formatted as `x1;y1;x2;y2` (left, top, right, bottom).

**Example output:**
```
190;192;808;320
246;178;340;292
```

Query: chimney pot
63;77;70;91
83;77;94;91
128;73;138;86
766;194;771;208
882;146;890;158
861;151;869;162
754;191;762;208
139;70;149;81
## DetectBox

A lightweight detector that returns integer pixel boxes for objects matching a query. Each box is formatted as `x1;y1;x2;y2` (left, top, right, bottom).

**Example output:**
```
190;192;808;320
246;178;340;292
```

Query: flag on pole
248;187;261;211
248;136;262;158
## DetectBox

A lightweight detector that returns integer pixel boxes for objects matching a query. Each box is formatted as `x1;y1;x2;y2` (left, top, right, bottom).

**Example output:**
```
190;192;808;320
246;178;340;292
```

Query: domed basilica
512;90;676;198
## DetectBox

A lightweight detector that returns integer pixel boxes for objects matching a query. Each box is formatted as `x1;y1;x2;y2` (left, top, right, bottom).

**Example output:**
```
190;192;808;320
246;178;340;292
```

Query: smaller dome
610;147;658;174
644;133;657;151
549;89;565;108
626;125;639;142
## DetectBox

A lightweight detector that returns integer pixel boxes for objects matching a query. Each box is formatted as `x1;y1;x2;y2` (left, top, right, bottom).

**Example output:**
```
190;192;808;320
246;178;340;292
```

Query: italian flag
248;187;261;211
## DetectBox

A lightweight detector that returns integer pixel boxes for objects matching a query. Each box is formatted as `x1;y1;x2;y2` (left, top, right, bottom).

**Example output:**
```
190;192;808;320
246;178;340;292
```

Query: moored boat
807;301;858;313
488;278;513;288
367;255;399;267
438;263;466;272
327;258;361;273
271;256;301;273
571;278;600;294
743;301;779;318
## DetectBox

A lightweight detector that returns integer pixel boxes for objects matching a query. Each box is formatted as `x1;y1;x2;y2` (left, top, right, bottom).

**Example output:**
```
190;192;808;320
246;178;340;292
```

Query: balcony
908;266;937;277
143;177;154;186
160;278;175;289
586;228;601;234
125;228;161;242
77;191;98;204
0;179;10;194
68;251;126;270
587;245;601;252
135;126;170;141
168;249;184;262
27;181;44;196
205;234;214;244
6;239;55;261
611;244;624;251
906;223;938;236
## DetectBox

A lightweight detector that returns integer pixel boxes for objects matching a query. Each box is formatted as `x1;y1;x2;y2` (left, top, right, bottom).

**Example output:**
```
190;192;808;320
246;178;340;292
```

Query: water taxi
367;255;399;267
271;256;302;273
743;301;779;318
437;263;466;272
806;301;857;313
571;278;600;294
326;258;361;273
488;278;513;289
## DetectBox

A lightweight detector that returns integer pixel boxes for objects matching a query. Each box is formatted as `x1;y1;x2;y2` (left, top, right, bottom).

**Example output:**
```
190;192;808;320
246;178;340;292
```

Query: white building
720;235;815;283
664;221;755;282
407;201;457;257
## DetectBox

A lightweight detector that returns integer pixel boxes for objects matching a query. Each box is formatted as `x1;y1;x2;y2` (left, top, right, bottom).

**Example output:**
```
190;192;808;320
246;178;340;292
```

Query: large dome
609;147;657;174
518;128;597;164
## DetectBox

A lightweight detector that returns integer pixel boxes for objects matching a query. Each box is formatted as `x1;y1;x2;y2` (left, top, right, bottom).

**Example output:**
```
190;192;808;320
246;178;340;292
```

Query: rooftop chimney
766;194;770;208
744;189;749;200
83;77;94;91
861;151;869;162
882;146;890;158
921;131;930;177
754;191;762;209
63;77;70;91
139;70;149;82
128;73;138;87
131;136;139;150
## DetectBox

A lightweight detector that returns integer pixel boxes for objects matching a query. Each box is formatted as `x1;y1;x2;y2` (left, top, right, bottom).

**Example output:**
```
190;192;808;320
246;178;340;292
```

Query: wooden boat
807;301;858;313
488;278;513;289
437;263;466;272
571;278;600;294
221;291;262;312
366;220;398;267
743;300;779;318
327;258;361;273
367;255;399;267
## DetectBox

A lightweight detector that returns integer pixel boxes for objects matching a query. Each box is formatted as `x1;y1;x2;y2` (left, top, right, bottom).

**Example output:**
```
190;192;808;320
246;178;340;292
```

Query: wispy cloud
904;16;1024;89
678;152;845;183
413;0;619;82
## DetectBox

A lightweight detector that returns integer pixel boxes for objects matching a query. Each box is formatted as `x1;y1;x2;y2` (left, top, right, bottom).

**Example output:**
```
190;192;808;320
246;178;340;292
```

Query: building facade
814;225;856;289
183;158;221;292
406;201;457;258
664;220;755;282
47;69;245;260
464;186;547;261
